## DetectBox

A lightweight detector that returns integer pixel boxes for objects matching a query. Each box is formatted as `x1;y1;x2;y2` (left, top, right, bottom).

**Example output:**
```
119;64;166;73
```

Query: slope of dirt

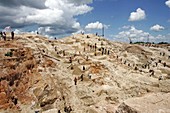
0;33;170;113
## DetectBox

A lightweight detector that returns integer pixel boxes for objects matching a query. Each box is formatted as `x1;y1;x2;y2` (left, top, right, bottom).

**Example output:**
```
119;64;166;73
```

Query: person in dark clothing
80;74;84;81
0;32;3;40
83;66;85;71
12;96;18;105
3;32;6;41
74;77;77;85
69;57;72;63
67;106;72;113
155;62;158;67
107;50;110;55
163;62;166;67
11;31;14;40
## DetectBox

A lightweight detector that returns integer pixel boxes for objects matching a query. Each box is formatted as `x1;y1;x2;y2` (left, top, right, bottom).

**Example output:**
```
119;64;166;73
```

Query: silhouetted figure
160;52;162;56
162;53;165;56
83;66;85;71
96;32;98;36
77;59;80;64
55;47;57;51
104;49;107;54
158;76;163;80
11;31;14;40
0;32;2;40
70;65;74;70
69;57;72;63
101;42;103;46
64;106;72;113
74;77;77;85
63;50;65;56
128;63;130;67
102;50;104;55
117;55;119;59
148;65;150;69
149;70;154;76
94;52;97;56
95;46;97;51
88;74;92;79
42;49;45;53
80;74;84;81
12;96;18;105
64;106;67;112
155;62;158;67
81;31;84;35
107;50;110;55
3;32;6;41
68;106;72;113
163;62;166;67
144;64;147;69
86;56;89;61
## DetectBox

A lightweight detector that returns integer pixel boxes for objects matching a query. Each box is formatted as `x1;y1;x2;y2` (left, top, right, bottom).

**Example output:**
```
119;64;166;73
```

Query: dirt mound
125;45;152;55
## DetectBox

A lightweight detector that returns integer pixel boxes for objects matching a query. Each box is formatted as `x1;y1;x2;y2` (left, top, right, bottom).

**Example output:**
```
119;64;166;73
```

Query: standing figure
0;32;3;40
3;32;6;41
74;77;77;85
80;74;84;81
11;31;14;40
83;66;85;71
69;57;72;63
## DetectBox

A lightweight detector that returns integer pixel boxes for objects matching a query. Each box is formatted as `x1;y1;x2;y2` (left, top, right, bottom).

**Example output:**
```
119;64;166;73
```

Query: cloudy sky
0;0;170;43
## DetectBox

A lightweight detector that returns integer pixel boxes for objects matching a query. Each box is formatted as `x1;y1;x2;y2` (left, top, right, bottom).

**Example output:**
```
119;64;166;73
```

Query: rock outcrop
115;93;170;113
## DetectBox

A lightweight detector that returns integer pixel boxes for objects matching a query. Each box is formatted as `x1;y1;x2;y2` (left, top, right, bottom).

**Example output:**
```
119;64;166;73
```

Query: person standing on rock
107;50;110;55
163;62;166;67
83;66;85;71
3;32;6;41
155;62;158;67
11;31;14;40
80;74;84;81
0;32;3;40
69;57;72;63
74;77;77;85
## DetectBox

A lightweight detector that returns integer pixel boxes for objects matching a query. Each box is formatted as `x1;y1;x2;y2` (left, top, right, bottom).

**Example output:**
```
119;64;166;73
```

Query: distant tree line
132;41;169;44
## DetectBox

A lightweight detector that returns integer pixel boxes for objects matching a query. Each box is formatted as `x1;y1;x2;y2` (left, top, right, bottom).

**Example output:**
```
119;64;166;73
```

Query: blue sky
0;0;170;43
78;0;170;42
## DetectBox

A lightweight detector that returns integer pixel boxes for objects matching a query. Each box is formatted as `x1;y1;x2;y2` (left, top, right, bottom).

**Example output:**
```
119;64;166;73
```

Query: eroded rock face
42;108;58;113
115;93;170;113
115;102;138;113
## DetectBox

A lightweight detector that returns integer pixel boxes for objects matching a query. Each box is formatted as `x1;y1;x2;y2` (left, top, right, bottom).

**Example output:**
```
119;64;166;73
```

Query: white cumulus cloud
0;0;93;36
85;21;103;29
114;26;169;43
115;26;151;42
165;0;170;8
150;24;165;31
128;8;146;21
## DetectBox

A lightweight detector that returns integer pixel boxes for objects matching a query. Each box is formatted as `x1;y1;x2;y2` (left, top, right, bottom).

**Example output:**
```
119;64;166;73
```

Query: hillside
0;34;170;113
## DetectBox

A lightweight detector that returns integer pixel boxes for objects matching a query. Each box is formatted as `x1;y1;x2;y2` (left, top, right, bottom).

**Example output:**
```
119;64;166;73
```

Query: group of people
0;31;14;41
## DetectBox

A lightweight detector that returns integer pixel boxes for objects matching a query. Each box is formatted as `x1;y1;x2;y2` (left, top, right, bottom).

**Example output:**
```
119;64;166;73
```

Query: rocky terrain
0;33;170;113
